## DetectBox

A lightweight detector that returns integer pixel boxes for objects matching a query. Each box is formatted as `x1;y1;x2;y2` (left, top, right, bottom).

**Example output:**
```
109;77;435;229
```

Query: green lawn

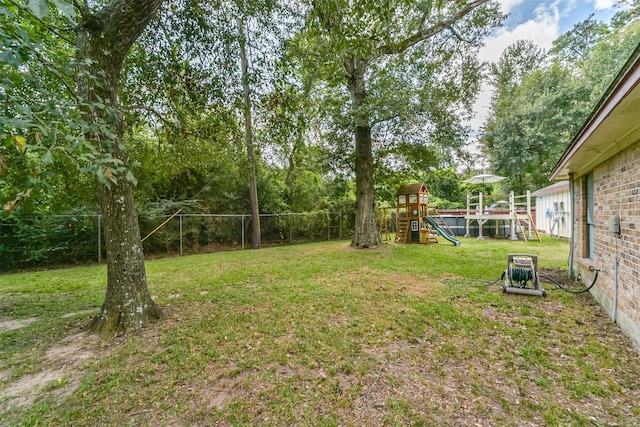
1;237;639;426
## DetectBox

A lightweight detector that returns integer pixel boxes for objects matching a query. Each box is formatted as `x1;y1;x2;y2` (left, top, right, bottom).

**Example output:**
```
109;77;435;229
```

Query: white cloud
499;0;528;13
466;2;563;130
479;18;559;63
479;1;563;63
464;0;621;159
591;0;617;10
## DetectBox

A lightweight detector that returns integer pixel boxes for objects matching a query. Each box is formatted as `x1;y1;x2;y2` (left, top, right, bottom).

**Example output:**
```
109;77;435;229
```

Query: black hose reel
503;254;546;297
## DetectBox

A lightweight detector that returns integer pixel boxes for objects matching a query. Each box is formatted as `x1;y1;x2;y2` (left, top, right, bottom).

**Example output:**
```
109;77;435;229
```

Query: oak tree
307;0;503;247
78;0;166;333
1;0;165;333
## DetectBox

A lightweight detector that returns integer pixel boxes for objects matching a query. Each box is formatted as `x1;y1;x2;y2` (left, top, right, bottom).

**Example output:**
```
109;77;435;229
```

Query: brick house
551;43;640;351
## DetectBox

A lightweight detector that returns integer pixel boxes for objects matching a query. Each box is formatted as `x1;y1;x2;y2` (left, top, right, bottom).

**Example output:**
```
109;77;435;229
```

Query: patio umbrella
463;173;506;184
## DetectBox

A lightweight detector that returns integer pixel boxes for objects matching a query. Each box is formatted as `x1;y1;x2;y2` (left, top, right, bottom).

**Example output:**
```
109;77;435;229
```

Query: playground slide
425;216;461;246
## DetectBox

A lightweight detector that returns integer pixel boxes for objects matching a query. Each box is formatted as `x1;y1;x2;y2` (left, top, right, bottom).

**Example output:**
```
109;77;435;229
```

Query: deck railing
466;191;533;217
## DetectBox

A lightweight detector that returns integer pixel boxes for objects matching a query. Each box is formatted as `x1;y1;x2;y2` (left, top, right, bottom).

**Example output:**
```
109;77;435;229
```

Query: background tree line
480;3;640;194
3;2;637;222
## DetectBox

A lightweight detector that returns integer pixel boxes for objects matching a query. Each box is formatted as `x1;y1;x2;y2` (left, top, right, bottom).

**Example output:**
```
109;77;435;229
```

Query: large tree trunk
77;0;165;334
346;57;382;248
238;17;261;249
92;158;163;332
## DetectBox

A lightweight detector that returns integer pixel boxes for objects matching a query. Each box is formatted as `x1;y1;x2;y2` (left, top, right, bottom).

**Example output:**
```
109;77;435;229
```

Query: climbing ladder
423;222;439;244
429;207;455;237
378;207;393;241
513;213;541;242
380;223;391;241
395;216;409;243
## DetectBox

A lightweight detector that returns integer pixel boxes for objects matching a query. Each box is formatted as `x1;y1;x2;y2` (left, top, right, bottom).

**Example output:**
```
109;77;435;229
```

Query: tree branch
71;0;88;9
74;0;95;24
126;104;174;127
447;24;472;44
31;49;79;101
88;0;165;59
377;0;490;57
7;0;76;44
371;111;402;127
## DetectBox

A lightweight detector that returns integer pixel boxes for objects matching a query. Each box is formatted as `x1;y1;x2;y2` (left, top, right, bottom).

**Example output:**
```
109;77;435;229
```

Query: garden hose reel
502;254;546;297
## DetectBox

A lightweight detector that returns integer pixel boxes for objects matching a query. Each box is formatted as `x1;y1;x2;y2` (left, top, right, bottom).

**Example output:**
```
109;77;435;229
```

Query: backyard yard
1;237;639;426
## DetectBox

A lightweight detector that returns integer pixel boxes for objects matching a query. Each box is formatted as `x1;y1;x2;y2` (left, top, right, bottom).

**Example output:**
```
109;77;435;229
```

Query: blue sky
504;0;619;34
469;0;626;130
480;0;623;63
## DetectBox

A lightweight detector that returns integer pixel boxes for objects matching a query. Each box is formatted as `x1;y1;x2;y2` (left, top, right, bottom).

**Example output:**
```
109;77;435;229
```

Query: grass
1;236;639;426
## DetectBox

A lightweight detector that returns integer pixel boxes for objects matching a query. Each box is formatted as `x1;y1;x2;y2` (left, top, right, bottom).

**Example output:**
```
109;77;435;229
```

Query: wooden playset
392;183;460;246
381;183;540;244
378;207;394;241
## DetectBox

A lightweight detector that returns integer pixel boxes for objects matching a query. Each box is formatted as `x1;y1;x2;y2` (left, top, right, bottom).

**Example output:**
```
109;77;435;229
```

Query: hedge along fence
0;212;101;270
0;212;347;271
140;212;345;255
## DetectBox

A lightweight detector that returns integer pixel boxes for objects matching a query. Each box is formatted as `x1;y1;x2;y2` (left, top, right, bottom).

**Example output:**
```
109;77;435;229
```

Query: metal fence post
97;214;102;264
242;215;245;250
327;212;330;241
179;214;183;256
289;215;293;244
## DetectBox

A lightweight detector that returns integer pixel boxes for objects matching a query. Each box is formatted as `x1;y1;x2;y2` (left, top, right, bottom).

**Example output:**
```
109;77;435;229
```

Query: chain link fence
0;213;101;270
0;212;347;271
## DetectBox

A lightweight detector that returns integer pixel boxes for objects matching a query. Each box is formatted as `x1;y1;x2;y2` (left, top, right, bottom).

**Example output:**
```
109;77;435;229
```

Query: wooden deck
464;191;539;241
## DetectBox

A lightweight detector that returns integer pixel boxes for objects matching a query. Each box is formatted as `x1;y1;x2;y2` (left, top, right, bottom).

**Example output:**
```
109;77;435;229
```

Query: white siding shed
531;181;571;238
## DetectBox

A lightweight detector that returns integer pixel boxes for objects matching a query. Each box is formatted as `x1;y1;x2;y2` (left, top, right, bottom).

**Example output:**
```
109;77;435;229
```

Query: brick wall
572;140;640;351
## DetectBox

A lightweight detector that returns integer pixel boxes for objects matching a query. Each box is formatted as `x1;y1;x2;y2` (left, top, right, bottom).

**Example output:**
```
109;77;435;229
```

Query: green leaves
126;170;138;187
41;150;54;165
27;0;49;19
27;0;77;23
481;14;640;194
50;0;77;21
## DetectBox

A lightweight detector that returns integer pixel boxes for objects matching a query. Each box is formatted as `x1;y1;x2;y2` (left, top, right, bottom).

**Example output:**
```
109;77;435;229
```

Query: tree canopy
480;8;640;194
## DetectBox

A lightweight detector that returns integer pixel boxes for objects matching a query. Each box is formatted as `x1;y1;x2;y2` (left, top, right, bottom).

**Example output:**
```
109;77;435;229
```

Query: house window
585;172;594;259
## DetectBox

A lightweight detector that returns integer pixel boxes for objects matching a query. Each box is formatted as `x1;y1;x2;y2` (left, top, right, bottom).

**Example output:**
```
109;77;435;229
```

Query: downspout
568;173;575;278
613;167;623;323
613;257;619;323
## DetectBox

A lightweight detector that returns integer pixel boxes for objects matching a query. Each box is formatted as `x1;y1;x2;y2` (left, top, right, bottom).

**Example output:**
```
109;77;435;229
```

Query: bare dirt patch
0;331;100;412
61;309;96;319
539;267;574;287
0;317;38;333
